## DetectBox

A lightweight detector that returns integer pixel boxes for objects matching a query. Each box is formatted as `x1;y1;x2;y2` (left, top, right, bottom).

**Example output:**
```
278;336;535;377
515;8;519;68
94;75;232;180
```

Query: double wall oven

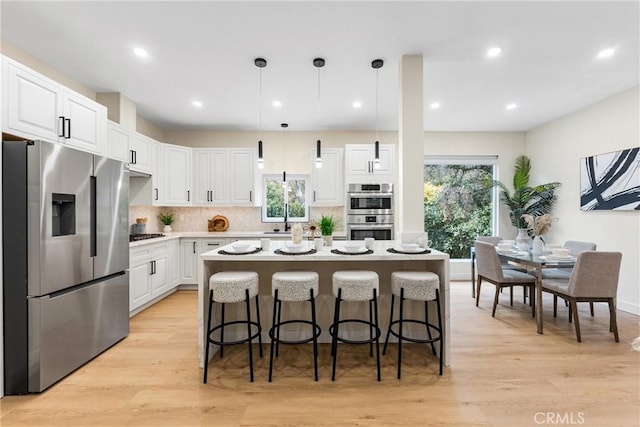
346;183;394;240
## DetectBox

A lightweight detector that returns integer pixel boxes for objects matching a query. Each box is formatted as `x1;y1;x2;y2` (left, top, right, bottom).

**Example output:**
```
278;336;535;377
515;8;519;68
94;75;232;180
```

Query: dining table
496;250;576;334
198;239;451;368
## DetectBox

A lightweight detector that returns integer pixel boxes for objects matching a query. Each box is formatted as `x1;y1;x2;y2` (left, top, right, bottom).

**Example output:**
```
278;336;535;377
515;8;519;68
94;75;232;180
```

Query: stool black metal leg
310;288;319;382
203;289;214;384
436;289;443;376
245;289;254;382
268;289;279;382
275;299;283;357
373;288;381;382
369;299;374;357
424;300;436;356
397;288;404;379
331;289;342;381
255;295;263;357
219;303;226;358
383;294;395;355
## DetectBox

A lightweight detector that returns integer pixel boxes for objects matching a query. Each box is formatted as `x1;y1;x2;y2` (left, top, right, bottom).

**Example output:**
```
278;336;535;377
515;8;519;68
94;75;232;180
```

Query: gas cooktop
129;233;165;242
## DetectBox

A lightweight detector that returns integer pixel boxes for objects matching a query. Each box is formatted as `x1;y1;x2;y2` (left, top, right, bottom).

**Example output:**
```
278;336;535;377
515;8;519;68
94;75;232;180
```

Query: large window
423;156;497;259
261;174;310;223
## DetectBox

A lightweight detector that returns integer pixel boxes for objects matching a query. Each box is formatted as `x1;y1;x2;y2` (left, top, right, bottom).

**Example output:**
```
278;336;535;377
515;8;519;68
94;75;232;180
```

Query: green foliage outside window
265;178;307;220
424;164;493;259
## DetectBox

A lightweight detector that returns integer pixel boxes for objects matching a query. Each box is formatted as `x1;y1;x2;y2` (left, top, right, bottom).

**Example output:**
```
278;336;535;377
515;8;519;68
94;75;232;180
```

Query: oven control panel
347;214;394;224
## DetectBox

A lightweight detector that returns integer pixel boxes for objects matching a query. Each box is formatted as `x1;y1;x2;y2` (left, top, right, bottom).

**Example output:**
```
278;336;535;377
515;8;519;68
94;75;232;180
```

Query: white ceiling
1;1;638;132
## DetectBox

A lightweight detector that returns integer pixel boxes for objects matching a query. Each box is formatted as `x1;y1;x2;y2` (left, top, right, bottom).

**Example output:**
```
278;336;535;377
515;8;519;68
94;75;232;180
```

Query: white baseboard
617;299;640;316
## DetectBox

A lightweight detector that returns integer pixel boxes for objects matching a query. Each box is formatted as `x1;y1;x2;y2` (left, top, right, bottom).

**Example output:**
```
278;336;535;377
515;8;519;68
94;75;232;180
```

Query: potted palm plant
488;155;560;250
318;214;339;246
158;211;175;233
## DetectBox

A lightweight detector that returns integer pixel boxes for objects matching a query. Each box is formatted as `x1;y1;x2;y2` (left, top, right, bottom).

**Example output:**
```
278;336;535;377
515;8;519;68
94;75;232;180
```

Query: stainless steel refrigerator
3;139;130;394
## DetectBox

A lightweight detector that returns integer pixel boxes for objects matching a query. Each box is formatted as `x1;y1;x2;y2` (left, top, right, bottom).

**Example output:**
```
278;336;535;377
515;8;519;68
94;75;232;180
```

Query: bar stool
383;271;443;378
330;270;381;381
269;271;321;382
203;271;263;383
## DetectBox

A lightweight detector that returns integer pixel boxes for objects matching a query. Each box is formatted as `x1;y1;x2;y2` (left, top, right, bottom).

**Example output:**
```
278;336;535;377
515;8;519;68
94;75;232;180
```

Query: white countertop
129;231;347;248
201;240;448;261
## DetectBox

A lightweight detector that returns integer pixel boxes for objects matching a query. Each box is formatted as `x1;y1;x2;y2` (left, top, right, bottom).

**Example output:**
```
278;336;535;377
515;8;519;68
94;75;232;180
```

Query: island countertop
198;239;451;369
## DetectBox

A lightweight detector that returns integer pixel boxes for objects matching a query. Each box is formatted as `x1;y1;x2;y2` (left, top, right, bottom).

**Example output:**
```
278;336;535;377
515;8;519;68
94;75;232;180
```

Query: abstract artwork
580;147;640;211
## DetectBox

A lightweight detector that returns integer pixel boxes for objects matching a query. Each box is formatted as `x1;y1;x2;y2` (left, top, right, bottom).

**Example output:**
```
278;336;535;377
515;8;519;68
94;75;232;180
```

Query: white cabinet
107;121;131;162
162;144;192;205
130;133;153;174
192;148;255;206
345;144;395;183
311;148;344;205
2;56;106;154
130;241;177;313
168;239;181;289
180;239;198;284
193;149;227;205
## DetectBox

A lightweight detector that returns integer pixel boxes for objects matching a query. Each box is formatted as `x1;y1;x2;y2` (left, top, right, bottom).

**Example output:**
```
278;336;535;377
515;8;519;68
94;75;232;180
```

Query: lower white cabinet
168;239;180;289
180;238;228;285
130;240;179;313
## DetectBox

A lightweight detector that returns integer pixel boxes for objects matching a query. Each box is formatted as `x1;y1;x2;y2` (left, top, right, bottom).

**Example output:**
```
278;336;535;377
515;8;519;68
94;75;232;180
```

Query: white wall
526;86;640;315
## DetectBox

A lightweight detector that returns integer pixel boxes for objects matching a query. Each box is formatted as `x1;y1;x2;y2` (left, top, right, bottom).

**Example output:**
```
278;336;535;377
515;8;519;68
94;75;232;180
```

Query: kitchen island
199;240;450;368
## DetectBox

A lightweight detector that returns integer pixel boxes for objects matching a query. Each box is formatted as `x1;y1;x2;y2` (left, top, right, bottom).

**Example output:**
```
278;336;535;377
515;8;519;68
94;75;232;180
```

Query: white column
398;55;424;234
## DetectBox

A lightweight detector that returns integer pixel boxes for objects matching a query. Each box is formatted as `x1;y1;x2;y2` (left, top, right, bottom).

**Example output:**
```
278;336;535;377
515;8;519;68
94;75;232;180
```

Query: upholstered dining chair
541;251;622;342
542;241;597;317
472;236;528;301
474;241;536;317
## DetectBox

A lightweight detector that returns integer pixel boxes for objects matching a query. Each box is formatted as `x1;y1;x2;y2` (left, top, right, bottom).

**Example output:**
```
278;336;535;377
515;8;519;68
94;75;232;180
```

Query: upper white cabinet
2;56;106;155
162;144;192;205
192;148;255;206
311;148;344;205
345;144;395;183
107;120;131;163
130;132;153;174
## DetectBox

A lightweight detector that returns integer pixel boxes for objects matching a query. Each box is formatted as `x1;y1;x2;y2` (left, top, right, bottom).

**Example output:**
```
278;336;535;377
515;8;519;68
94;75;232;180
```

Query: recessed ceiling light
272;100;282;108
487;47;502;58
597;48;616;59
352;101;362;109
430;102;441;110
133;47;149;58
506;103;518;110
192;101;203;108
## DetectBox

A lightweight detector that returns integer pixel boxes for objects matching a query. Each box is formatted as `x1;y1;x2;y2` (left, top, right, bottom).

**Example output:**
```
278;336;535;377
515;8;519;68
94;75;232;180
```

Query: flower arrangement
304;221;320;239
158;211;175;226
521;213;556;237
318;214;340;236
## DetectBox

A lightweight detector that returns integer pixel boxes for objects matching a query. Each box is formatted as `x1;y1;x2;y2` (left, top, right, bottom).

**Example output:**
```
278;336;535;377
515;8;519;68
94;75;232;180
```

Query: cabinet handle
149;260;154;275
193;242;196;254
58;116;65;137
153;260;156;275
313;190;316;202
65;118;71;139
154;188;159;201
207;243;220;246
249;190;252;202
207;190;210;202
187;190;190;202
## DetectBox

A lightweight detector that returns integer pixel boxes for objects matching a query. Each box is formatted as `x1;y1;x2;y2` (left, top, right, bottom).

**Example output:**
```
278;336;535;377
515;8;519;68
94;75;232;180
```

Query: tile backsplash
129;206;345;234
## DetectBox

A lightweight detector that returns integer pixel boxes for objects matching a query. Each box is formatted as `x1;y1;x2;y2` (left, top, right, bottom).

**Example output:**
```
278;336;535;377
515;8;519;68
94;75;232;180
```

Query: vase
163;225;172;233
532;236;544;255
322;235;333;247
516;228;530;252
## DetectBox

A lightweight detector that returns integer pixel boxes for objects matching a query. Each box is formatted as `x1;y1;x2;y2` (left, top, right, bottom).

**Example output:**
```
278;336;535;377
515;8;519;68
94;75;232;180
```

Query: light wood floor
1;283;639;427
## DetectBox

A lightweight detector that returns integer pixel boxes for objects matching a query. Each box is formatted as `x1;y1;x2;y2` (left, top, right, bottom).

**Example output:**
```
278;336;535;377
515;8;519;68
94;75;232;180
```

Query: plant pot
516;228;530;252
321;235;333;247
163;225;172;233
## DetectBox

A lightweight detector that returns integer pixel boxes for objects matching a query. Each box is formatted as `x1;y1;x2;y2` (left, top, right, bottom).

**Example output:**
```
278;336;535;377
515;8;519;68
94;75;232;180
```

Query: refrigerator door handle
90;176;97;257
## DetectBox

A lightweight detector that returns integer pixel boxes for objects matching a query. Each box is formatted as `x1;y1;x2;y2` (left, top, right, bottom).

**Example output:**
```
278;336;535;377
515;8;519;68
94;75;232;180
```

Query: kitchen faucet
284;203;290;232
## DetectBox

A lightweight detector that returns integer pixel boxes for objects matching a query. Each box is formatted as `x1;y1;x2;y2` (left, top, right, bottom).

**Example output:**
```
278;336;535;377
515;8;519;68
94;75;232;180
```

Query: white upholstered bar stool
203;271;262;383
330;270;381;381
269;271;321;382
383;271;443;378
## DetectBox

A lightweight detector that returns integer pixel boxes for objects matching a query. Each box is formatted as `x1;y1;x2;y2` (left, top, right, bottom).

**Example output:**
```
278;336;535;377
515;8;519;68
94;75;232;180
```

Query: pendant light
372;59;383;169
313;57;325;168
281;123;288;189
255;57;267;169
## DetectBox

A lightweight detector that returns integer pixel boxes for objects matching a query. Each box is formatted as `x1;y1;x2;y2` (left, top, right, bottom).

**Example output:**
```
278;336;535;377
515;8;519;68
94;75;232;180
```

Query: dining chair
541;251;622;342
542;241;597;317
474;241;536;317
471;236;528;302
